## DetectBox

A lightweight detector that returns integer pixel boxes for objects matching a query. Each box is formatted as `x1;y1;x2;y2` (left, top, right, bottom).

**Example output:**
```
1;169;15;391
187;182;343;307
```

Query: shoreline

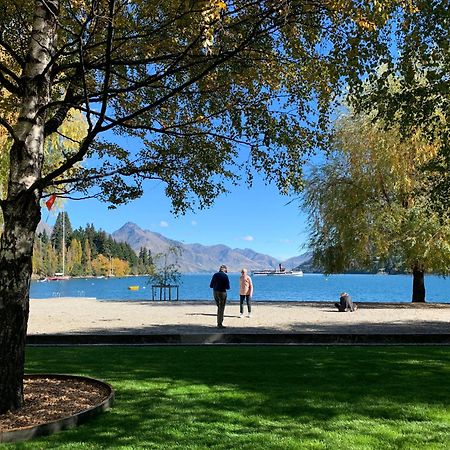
28;297;450;335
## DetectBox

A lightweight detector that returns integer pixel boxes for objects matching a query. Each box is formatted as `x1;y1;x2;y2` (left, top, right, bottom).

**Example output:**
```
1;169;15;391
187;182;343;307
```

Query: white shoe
247;314;252;318
239;313;243;318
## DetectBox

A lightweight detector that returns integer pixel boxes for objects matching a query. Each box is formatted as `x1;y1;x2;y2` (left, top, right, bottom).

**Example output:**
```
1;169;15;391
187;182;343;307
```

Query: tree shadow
23;346;450;449
35;317;450;335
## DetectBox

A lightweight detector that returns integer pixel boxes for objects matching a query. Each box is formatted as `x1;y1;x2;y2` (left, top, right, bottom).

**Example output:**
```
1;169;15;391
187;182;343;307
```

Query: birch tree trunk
0;0;58;413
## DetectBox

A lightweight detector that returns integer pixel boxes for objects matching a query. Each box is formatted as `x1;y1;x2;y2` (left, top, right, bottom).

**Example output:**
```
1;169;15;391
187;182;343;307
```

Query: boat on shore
45;271;70;281
45;275;71;281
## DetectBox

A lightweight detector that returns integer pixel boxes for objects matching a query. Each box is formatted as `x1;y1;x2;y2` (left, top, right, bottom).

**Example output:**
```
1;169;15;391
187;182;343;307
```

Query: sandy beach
28;297;450;335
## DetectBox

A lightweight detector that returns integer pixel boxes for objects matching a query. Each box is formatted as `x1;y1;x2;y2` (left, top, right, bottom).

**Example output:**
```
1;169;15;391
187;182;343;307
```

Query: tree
32;236;45;277
351;1;450;132
43;241;58;276
82;238;93;276
111;257;130;277
0;0;411;413
38;220;137;277
138;247;154;274
347;2;450;209
302;111;450;302
66;238;83;275
0;90;87;228
50;211;73;253
148;246;183;287
91;254;110;276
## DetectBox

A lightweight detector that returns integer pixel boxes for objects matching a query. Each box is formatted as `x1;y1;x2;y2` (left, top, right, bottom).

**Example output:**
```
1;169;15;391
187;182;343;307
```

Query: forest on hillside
33;212;153;278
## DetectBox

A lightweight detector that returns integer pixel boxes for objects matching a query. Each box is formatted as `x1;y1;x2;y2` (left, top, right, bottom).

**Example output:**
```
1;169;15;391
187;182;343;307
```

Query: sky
43;175;310;261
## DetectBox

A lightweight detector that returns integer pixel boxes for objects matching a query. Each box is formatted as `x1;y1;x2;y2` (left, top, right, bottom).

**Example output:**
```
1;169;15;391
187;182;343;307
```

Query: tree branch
0;117;19;143
44;86;76;137
93;0;116;132
0;39;25;69
0;62;21;94
99;14;275;133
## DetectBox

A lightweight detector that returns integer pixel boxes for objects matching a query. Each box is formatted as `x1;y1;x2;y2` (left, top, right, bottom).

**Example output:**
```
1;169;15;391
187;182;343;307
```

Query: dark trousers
213;290;227;326
335;299;356;312
240;295;251;314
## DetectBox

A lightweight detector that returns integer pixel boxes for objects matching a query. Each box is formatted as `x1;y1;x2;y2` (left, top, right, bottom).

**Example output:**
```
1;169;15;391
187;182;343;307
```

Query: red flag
45;194;57;211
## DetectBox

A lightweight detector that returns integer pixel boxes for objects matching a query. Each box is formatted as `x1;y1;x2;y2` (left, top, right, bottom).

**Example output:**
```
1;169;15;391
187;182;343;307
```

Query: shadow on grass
16;346;450;449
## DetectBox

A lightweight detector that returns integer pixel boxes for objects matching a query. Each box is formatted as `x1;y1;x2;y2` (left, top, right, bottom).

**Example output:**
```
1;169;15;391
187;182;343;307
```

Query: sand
28;297;450;335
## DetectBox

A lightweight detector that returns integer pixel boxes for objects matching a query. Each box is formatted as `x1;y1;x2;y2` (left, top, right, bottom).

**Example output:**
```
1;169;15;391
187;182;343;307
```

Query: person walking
239;268;253;318
209;264;230;328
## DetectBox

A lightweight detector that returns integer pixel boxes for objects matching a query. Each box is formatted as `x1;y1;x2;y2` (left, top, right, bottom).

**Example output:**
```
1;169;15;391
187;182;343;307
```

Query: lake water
30;273;450;303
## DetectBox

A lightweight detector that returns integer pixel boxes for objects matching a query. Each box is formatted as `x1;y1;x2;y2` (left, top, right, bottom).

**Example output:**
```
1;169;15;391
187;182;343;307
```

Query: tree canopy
0;0;412;212
350;1;449;136
0;109;87;226
0;0;422;413
302;110;450;301
348;1;450;210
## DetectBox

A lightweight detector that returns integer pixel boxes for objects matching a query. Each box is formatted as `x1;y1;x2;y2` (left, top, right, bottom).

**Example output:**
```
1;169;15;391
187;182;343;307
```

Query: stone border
26;333;450;345
0;374;114;444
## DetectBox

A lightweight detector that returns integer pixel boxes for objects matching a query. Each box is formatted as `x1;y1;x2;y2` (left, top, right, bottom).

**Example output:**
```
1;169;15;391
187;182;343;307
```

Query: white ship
252;264;303;277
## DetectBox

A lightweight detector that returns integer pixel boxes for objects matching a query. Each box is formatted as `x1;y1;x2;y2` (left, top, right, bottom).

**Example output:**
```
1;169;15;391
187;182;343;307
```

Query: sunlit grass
5;346;450;449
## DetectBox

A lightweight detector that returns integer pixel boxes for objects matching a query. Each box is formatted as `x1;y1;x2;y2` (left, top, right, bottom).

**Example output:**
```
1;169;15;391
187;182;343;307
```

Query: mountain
112;222;179;255
112;222;282;273
283;252;314;270
33;219;313;272
285;252;322;273
36;221;52;236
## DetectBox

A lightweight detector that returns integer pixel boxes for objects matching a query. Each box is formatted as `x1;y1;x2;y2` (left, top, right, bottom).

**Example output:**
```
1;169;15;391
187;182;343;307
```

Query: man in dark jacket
335;292;358;312
210;265;230;328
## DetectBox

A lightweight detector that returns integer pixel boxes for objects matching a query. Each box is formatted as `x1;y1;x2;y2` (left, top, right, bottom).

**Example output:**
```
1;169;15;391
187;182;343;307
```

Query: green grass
5;346;450;449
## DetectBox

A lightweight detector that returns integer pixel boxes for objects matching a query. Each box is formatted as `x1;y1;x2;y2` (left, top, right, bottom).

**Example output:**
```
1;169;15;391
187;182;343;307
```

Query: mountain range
37;220;313;273
111;222;312;273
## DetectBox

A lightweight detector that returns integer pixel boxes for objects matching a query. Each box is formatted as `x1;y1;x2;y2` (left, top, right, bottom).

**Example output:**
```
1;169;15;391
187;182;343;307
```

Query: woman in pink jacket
239;268;253;318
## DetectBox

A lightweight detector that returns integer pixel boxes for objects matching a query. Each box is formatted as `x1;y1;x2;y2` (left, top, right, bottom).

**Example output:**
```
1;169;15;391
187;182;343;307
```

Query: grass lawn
4;346;450;449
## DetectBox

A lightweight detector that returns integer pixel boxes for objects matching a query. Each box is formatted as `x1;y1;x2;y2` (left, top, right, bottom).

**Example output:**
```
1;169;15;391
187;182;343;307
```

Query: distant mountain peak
112;222;311;273
116;222;142;232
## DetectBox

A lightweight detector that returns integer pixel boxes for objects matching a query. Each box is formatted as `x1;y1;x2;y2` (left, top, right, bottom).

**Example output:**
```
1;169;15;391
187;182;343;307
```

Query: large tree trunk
0;0;58;413
0;196;41;412
412;264;426;303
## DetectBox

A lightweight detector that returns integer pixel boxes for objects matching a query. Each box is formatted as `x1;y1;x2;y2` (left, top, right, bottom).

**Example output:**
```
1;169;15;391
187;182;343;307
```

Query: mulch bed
0;376;111;432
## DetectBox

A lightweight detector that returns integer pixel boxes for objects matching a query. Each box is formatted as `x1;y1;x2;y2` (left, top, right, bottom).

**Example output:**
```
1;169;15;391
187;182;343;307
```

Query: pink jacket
239;274;253;296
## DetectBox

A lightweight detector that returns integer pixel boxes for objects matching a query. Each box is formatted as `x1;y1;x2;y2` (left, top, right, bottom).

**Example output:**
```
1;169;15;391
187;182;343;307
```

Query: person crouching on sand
239;268;253;318
335;292;358;312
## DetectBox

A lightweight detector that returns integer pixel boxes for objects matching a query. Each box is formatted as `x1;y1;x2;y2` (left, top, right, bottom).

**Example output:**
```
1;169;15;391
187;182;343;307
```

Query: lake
30;273;450;303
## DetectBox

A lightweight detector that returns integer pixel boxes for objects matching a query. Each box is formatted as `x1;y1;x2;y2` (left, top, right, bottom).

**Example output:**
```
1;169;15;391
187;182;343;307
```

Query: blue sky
44;175;310;261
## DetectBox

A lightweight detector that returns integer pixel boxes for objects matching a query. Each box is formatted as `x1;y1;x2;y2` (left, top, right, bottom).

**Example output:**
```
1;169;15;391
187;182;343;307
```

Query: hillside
112;222;295;273
282;252;314;270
